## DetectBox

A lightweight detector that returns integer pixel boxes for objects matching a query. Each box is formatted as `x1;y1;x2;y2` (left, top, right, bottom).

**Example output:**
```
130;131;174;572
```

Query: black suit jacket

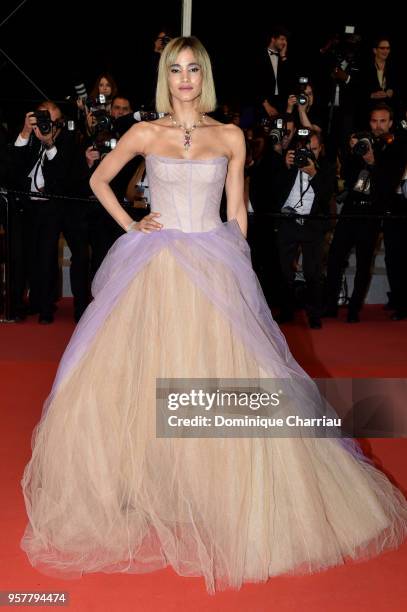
10;130;77;196
253;49;295;113
276;157;336;232
248;148;286;216
360;60;402;115
342;137;407;215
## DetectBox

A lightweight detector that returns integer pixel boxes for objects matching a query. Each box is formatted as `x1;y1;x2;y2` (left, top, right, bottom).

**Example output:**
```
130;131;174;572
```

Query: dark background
0;0;404;130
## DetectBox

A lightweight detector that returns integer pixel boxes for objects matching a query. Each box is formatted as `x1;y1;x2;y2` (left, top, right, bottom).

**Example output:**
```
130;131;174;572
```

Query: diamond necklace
169;113;206;151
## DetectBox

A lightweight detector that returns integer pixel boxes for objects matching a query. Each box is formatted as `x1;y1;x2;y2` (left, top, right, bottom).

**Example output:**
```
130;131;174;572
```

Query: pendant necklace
169;113;206;151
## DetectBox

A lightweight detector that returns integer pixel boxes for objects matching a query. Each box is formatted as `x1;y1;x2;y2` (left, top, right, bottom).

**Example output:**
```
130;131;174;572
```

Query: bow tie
268;49;279;56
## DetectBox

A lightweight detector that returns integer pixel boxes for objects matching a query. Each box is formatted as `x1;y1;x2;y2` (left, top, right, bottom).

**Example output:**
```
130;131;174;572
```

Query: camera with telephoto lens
293;128;315;168
269;117;288;144
296;76;309;106
352;132;375;156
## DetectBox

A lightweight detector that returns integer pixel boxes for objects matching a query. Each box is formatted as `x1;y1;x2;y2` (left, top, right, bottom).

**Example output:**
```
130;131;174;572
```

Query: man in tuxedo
11;101;77;323
276;131;336;328
254;26;294;119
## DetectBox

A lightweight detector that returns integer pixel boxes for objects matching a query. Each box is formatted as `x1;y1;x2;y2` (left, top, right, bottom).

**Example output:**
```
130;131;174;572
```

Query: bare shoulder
119;120;157;155
203;117;245;157
220;124;245;159
221;123;245;144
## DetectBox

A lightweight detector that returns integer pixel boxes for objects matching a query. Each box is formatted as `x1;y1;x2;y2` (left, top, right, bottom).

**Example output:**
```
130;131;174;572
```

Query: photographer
276;130;336;328
266;116;297;157
382;117;407;320
245;126;286;307
325;104;405;322
139;29;173;111
11;101;77;323
74;94;140;281
76;73;118;118
286;79;322;134
317;27;362;162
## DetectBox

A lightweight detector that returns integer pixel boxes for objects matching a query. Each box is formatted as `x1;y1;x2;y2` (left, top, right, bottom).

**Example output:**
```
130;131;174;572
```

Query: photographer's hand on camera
33;125;57;149
286;95;297;114
300;158;317;177
297;104;313;130
85;146;101;168
362;146;375;166
285;150;295;169
76;98;86;112
20;112;37;139
85;110;97;132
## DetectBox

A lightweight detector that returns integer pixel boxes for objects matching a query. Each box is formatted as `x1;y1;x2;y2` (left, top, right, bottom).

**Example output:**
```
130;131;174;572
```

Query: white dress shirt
282;171;315;216
14;134;57;198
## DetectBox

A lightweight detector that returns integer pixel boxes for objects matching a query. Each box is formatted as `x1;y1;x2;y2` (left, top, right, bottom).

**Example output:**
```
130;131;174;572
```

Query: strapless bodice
145;154;228;232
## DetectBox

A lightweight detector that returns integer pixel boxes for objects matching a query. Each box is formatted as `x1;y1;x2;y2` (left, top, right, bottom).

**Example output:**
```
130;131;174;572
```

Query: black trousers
326;216;381;314
61;201;118;317
1;194;26;318
24;199;116;318
276;219;325;318
25;199;60;317
323;106;356;164
383;197;407;313
248;214;283;308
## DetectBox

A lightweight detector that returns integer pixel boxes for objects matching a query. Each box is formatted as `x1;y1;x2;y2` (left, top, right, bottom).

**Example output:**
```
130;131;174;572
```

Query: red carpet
1;301;407;611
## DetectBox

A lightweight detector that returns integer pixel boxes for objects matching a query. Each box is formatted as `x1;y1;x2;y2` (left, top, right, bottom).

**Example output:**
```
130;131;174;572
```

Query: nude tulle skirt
21;223;407;593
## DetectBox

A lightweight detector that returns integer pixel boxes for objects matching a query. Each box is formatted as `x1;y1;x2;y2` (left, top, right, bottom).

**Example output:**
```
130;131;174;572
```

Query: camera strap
291;173;312;210
32;146;48;193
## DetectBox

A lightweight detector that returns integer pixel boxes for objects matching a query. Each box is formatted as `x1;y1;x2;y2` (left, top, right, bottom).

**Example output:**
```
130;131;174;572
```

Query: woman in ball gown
21;36;407;595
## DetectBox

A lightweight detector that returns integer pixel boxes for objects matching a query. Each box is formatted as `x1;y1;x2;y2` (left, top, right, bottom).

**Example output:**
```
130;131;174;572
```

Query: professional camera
352;132;375;156
92;109;113;131
85;94;113;133
92;137;117;157
269;117;288;145
32;110;68;135
133;109;163;122
32;110;53;135
296;76;309;106
293;128;315;168
85;94;108;113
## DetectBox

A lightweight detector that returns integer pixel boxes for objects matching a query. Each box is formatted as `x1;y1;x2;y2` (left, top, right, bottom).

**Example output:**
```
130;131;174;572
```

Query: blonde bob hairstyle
155;36;217;114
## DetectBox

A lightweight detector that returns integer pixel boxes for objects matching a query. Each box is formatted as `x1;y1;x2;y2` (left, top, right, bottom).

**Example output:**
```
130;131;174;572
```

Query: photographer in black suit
72;95;141;292
11;101;77;323
317;27;362;162
276;130;336;328
245;126;286;307
325;104;405;322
